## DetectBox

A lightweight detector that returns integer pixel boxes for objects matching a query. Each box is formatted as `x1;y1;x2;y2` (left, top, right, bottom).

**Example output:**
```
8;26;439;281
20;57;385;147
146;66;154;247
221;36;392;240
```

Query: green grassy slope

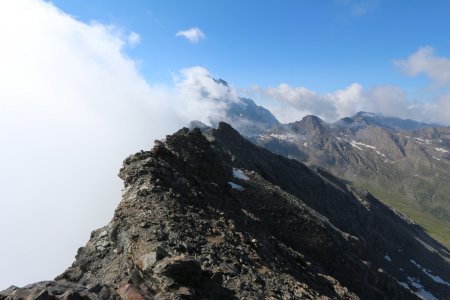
357;181;450;250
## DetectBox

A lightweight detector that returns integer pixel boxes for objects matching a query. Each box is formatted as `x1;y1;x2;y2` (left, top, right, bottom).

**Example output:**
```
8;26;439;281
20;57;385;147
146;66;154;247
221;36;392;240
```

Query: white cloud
337;0;379;16
259;83;338;121
0;2;247;289
351;0;379;16
252;47;450;125
175;27;205;43
127;31;141;47
174;66;240;125
252;82;450;125
394;46;450;85
0;0;185;289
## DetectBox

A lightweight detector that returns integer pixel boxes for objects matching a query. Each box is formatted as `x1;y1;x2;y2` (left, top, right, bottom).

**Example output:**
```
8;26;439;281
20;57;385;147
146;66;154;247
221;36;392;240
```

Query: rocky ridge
2;123;449;299
255;113;450;247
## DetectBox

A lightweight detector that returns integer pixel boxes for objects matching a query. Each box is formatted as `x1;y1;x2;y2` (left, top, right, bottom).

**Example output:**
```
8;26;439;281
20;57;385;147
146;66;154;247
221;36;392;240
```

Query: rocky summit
2;123;450;299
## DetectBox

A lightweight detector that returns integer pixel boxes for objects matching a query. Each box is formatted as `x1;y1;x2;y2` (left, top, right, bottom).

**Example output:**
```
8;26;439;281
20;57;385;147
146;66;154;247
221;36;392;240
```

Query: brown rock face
4;123;447;299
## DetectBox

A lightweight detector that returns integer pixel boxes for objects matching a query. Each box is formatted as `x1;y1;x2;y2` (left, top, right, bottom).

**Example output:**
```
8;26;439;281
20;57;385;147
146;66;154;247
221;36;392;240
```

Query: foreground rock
3;123;449;299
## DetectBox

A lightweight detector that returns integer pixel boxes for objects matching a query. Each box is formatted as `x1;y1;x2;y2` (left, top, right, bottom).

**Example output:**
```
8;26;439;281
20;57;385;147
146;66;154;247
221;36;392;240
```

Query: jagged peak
352;111;378;118
208;121;248;144
300;114;325;125
213;78;229;87
288;114;327;134
347;111;434;131
188;120;210;131
336;117;355;124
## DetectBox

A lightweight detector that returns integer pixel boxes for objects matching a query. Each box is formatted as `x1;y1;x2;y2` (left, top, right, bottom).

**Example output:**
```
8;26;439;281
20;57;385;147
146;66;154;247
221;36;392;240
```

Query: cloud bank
174;66;240;124
394;46;450;85
252;83;415;123
0;1;242;289
175;27;205;43
250;47;450;125
0;0;186;289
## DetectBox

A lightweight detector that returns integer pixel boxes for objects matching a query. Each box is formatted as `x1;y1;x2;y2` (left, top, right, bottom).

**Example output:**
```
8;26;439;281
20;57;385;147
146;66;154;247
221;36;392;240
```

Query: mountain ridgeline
250;109;450;250
2;122;450;299
188;89;450;249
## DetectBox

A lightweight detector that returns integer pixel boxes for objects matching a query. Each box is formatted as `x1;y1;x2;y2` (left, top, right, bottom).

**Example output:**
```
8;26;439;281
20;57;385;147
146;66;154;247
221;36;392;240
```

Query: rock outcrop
3;123;449;299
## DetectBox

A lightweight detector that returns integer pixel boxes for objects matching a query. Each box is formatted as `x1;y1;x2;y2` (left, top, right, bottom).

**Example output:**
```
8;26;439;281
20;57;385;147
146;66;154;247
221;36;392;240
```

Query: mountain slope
3;123;450;299
209;79;280;137
255;113;450;249
336;111;434;131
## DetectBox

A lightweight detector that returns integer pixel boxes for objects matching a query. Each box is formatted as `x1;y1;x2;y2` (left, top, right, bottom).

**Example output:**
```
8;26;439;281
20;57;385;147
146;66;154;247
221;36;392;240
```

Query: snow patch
233;168;249;181
403;276;439;300
267;133;297;142
349;141;363;150
351;140;377;150
303;142;308;147
375;150;386;157
410;260;450;286
407;276;423;289
415;138;432;144
349;140;386;157
416;289;439;300
435;147;448;153
228;182;244;191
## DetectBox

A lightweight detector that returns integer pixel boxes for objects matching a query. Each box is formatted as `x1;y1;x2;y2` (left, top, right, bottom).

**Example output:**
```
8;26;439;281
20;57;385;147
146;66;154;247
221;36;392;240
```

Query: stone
153;256;203;286
136;247;166;273
117;284;144;300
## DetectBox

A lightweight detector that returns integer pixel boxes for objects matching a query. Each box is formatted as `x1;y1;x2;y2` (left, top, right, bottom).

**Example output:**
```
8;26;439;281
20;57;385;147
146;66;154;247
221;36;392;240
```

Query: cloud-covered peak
175;27;205;43
177;66;239;103
174;66;279;136
0;0;183;288
251;81;450;125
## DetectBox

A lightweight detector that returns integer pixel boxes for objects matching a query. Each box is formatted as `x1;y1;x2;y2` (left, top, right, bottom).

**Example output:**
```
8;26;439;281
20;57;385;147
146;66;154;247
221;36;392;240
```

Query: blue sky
51;0;450;93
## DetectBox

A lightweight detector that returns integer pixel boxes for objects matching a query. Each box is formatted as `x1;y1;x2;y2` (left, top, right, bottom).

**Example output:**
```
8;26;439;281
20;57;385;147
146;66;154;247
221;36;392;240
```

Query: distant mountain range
335;111;436;131
193;93;450;251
